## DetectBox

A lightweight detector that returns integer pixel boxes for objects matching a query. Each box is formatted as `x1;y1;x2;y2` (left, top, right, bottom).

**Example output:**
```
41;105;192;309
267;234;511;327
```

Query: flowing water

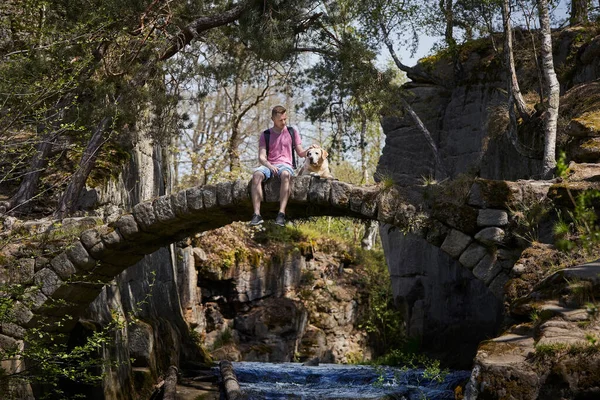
228;361;471;399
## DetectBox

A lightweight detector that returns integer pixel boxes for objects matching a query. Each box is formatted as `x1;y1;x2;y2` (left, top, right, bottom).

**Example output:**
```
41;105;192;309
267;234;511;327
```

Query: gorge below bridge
3;174;553;341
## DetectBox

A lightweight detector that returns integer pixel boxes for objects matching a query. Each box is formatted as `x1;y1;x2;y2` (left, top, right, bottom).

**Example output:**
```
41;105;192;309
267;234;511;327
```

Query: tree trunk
441;0;456;48
359;106;368;185
538;0;560;178
570;0;589;25
54;116;111;218
361;220;378;250
502;0;531;120
399;98;448;178
7;131;57;213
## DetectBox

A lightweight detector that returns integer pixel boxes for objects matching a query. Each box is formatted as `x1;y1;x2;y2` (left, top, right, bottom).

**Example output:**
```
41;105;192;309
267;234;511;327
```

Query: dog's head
306;146;328;166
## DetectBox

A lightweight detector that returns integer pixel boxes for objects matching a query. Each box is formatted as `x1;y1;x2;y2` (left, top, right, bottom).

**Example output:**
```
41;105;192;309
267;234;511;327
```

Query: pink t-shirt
259;126;302;167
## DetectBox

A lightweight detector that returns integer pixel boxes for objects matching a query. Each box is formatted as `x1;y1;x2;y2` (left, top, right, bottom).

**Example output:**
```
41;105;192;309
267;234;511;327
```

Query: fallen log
219;360;245;400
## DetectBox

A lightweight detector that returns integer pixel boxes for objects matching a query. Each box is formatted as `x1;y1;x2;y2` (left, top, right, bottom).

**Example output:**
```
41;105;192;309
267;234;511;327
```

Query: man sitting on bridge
250;105;314;227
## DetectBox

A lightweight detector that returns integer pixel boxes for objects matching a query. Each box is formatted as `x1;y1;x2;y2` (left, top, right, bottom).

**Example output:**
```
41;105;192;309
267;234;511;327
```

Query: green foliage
555;151;571;179
554;190;600;253
509;197;552;244
211;327;235;350
356;248;405;353
371;350;449;399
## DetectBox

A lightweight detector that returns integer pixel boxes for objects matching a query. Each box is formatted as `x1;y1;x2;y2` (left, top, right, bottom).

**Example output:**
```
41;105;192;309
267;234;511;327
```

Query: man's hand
267;163;279;175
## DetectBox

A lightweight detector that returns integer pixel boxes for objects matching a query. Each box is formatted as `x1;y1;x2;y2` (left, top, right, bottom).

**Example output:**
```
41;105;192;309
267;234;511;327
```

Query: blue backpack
263;126;297;169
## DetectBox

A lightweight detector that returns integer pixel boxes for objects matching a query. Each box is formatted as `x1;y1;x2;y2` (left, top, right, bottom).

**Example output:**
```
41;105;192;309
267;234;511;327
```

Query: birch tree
538;0;559;177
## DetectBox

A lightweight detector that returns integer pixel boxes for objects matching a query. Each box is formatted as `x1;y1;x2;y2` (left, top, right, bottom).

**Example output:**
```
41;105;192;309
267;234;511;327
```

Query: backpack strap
263;127;297;169
288;126;297;169
263;129;271;160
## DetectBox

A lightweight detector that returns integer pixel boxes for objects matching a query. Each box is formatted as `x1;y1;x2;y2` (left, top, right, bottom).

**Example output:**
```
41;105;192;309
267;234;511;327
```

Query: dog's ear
322;149;328;159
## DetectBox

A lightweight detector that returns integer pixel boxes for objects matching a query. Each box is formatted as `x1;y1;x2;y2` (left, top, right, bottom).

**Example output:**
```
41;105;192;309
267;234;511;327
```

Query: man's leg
278;170;291;214
250;171;266;225
251;171;265;214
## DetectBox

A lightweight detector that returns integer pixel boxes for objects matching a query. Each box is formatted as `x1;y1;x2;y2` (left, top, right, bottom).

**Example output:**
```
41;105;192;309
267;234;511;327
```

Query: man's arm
295;143;316;158
259;146;278;174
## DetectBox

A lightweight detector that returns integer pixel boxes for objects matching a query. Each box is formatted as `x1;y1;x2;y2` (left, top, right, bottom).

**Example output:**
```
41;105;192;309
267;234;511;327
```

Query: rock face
466;260;600;399
381;231;503;368
376;26;600;372
183;224;375;364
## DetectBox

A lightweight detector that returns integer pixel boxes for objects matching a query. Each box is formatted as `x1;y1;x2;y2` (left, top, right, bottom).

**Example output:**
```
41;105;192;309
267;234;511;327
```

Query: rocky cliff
376;24;600;392
178;222;392;365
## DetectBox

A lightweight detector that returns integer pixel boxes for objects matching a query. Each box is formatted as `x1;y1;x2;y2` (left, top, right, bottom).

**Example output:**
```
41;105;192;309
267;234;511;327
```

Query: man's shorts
254;164;295;181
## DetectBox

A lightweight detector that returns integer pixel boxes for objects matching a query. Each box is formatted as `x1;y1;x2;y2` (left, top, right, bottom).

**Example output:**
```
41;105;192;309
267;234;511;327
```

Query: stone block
113;214;141;240
133;202;158;231
264;179;281;202
477;209;508;227
170;190;188;217
475;227;505;246
0;333;18;351
50;253;77;280
440;229;472;258
232;179;250;203
472;252;501;284
291;176;311;201
66;241;97;271
80;228;102;253
153;196;176;223
432;202;478;234
308;179;331;205
12;302;33;325
0;322;26;339
22;287;47;311
377;188;401;224
468;179;520;208
425;220;450;247
330;181;353;209
101;229;124;249
349;188;365;213
458;243;488;269
33;268;62;297
488;272;509;300
185;187;204;212
14;259;35;284
202;185;217;208
217;181;233;206
361;195;378;218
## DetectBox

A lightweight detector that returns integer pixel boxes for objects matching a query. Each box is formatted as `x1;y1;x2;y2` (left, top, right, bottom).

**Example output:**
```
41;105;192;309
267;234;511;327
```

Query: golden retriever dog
300;145;334;179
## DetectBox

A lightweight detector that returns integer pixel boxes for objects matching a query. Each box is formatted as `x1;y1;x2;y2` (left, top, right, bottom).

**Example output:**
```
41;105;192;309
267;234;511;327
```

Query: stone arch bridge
4;175;552;339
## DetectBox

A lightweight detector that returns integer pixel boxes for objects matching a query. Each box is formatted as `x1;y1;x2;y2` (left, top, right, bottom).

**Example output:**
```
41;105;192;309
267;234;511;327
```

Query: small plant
554;190;600;254
585;302;599;318
530;308;540;324
509;197;551;244
211;327;235;350
420;175;438;186
555;151;570;179
375;171;395;191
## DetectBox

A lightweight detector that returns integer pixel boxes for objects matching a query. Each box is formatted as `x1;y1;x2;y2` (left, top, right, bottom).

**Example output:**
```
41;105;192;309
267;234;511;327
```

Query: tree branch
159;1;251;60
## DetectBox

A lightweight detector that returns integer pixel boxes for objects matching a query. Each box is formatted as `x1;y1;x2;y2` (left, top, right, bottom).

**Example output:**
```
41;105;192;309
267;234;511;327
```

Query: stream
226;361;471;399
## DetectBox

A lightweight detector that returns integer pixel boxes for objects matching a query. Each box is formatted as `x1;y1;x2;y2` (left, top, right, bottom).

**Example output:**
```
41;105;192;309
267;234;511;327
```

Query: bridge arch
10;176;535;335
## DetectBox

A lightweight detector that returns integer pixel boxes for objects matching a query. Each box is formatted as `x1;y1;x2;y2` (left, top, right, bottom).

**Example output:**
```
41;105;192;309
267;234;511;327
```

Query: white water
229;361;471;399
